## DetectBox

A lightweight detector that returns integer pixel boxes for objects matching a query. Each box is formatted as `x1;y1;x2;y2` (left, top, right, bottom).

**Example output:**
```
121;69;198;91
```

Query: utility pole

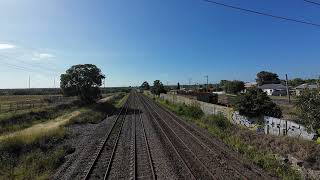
285;74;291;104
204;75;208;92
53;77;56;88
29;75;31;89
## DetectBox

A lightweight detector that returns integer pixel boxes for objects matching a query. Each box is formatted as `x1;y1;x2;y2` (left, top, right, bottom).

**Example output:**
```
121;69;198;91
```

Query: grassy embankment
153;96;302;180
0;92;127;179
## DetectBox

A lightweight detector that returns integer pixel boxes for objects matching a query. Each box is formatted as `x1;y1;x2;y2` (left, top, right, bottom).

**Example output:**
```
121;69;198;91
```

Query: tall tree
140;81;150;90
60;64;105;103
223;80;245;94
234;88;282;120
177;82;180;90
151;80;166;95
256;71;280;85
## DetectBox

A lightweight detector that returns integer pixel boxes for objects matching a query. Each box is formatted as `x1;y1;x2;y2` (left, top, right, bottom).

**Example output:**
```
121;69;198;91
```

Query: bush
203;114;231;130
0;128;68;179
186;105;204;119
234;88;282;119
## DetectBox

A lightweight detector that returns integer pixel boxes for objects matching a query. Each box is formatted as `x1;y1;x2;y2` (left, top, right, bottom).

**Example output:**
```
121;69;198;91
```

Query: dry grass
0;111;80;143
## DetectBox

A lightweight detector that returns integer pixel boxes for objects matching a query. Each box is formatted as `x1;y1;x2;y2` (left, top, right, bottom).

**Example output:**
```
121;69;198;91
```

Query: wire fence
0;96;78;114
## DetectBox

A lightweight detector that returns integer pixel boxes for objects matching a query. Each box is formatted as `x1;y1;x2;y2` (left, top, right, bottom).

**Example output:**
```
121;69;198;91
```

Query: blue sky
0;0;320;88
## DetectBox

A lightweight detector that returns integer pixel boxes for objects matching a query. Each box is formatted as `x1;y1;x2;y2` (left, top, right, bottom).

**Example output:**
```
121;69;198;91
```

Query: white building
259;84;287;96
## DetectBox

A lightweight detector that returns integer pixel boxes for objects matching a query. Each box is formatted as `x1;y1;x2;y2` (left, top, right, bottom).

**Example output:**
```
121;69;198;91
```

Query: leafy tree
60;64;105;103
220;80;228;87
296;89;320;132
234;88;282;121
140;81;150;90
223;80;245;94
288;78;305;87
151;80;166;95
177;82;180;90
256;71;280;85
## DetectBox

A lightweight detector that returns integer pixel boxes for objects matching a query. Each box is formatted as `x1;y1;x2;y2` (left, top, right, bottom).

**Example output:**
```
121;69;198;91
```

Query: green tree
256;71;280;85
60;64;105;103
296;89;320;132
224;80;245;94
151;80;166;95
219;80;228;88
140;81;150;90
234;88;282;120
177;82;180;90
288;78;305;87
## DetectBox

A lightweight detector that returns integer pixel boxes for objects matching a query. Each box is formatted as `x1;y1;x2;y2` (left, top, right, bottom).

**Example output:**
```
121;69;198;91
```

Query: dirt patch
0;111;80;142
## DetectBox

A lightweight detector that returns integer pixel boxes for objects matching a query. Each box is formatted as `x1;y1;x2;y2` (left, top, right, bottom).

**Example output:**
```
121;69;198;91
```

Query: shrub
234;88;282;120
0;127;68;179
203;114;231;130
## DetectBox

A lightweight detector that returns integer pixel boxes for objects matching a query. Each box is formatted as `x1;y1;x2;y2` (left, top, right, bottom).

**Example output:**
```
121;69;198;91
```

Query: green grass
0;92;128;179
0;101;80;135
156;97;302;180
0;127;71;179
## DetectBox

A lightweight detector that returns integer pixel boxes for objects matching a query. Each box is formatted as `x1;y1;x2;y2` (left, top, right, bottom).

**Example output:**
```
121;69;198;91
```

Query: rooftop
259;84;286;90
295;84;318;90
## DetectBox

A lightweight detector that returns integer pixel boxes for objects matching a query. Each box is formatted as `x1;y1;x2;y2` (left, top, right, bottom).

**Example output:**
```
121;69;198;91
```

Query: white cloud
0;43;16;50
32;52;55;60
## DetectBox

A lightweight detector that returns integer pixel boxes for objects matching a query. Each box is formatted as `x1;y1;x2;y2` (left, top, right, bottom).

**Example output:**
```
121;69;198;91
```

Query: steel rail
103;96;130;180
132;93;137;180
135;92;156;180
147;95;267;179
140;95;216;179
138;94;198;180
84;94;130;180
143;95;246;179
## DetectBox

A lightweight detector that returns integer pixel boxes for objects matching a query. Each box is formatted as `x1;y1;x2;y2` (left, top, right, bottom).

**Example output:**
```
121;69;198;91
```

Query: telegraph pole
204;75;208;92
285;74;291;104
53;77;56;88
29;75;31;89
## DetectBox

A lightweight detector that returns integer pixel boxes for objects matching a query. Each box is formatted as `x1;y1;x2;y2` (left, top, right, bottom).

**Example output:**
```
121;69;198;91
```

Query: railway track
139;94;212;179
147;95;272;179
139;93;273;179
56;91;272;179
84;92;157;180
83;94;131;180
132;92;156;180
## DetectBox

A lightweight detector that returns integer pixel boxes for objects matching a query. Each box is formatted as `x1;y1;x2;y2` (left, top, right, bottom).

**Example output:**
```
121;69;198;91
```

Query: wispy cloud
0;43;16;50
31;52;55;61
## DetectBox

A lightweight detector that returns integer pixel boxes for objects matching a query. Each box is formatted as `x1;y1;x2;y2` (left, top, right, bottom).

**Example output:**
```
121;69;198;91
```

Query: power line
202;0;320;27
304;0;320;6
0;58;57;76
0;54;62;73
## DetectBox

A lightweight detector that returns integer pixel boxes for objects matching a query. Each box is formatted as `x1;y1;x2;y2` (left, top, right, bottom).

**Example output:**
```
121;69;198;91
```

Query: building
244;82;258;89
259;84;287;96
295;84;318;96
243;82;258;93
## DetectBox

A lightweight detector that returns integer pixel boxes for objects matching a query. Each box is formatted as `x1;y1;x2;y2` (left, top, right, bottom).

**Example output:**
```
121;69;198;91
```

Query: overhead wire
304;0;320;6
202;0;320;27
